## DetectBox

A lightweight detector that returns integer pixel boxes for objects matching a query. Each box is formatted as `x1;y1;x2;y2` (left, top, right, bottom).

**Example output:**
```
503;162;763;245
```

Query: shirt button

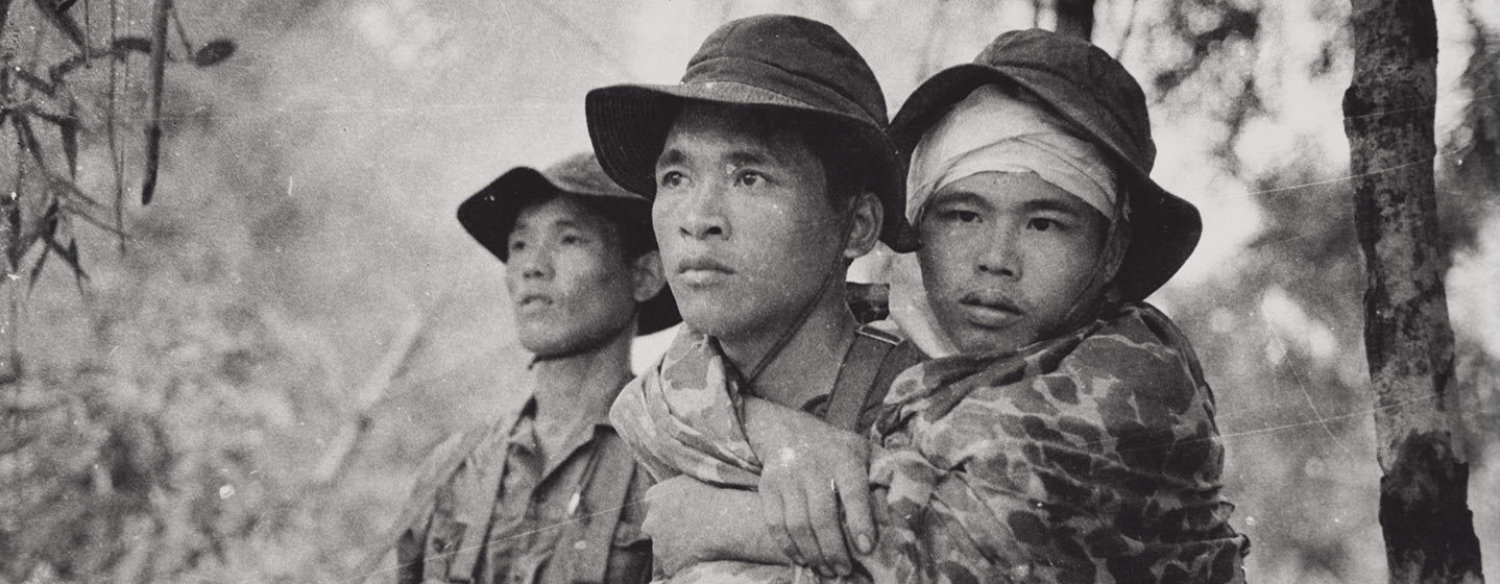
574;540;588;551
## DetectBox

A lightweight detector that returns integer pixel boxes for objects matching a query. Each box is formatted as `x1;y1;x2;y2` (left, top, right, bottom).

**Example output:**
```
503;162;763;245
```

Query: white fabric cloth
904;85;1118;225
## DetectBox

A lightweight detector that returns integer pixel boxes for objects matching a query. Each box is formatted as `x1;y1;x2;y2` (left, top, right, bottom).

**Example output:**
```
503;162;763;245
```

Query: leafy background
3;1;1498;582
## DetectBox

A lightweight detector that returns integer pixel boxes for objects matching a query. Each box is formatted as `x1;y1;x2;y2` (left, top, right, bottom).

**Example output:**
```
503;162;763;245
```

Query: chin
677;302;756;340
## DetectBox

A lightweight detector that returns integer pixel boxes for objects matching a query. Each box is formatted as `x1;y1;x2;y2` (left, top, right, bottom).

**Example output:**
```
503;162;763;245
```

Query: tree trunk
1342;0;1484;582
1054;0;1095;41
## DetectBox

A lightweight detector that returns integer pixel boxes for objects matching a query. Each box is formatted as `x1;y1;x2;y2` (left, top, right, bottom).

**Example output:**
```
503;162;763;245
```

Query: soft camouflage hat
889;29;1202;300
585;14;910;251
456;152;680;334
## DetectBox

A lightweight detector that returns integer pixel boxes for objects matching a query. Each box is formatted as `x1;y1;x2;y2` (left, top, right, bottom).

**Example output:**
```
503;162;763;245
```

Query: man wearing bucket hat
728;29;1252;583
588;14;924;583
393;152;677;584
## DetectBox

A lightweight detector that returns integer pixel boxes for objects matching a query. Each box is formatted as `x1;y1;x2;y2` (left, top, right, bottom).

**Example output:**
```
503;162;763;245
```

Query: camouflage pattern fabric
611;303;1248;584
610;328;828;583
862;302;1248;583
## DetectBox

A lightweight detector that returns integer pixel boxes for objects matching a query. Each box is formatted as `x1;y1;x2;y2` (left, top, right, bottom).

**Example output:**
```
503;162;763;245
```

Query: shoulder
1065;302;1215;420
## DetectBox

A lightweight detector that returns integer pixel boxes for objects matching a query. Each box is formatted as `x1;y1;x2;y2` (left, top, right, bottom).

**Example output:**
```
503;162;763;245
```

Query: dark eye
938;209;981;223
735;171;764;187
1028;218;1058;232
658;170;687;189
508;239;526;253
560;233;586;246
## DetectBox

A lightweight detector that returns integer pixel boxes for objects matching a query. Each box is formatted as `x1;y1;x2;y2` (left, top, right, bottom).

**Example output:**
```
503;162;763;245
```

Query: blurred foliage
1;1;1497;583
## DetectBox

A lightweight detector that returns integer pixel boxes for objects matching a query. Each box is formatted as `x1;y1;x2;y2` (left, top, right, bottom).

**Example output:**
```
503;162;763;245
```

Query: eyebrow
654;146;782;170
1020;197;1090;217
656;148;687;169
510;216;588;236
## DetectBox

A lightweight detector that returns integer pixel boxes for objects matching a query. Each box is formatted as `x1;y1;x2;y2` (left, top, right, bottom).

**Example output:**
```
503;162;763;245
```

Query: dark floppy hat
456;152;680;335
889;29;1203;300
585;14;911;251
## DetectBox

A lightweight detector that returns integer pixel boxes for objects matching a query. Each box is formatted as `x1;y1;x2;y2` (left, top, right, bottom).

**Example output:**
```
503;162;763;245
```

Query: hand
744;398;876;579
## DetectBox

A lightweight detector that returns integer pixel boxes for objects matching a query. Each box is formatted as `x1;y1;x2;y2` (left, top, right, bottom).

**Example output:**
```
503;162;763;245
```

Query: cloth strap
825;328;905;432
565;433;636;584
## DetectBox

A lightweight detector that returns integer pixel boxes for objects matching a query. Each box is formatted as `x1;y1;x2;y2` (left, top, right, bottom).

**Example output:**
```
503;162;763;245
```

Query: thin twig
1113;0;1140;61
310;312;427;486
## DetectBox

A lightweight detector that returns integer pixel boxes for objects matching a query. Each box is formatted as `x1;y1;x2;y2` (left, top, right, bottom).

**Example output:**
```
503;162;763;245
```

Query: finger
805;481;852;576
836;471;877;555
759;486;800;565
782;483;823;568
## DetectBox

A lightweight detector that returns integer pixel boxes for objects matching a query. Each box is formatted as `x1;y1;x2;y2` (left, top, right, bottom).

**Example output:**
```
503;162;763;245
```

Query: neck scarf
610;329;839;583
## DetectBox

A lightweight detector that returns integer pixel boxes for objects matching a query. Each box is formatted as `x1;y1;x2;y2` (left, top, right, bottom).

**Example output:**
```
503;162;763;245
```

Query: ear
630;250;668;304
841;190;883;260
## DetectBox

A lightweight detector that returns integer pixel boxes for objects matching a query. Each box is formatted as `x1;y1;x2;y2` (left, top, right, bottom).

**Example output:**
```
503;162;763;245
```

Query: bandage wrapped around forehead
905;85;1118;225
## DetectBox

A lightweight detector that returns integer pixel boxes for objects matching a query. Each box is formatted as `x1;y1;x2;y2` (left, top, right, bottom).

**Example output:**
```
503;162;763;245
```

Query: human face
917;172;1112;354
651;104;853;343
505;196;640;357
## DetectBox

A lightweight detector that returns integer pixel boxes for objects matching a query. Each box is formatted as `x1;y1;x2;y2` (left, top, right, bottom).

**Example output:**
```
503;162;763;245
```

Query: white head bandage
904;84;1118;225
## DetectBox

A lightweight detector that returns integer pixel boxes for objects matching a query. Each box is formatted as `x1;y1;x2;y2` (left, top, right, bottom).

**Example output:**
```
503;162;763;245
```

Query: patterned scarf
610;328;830;583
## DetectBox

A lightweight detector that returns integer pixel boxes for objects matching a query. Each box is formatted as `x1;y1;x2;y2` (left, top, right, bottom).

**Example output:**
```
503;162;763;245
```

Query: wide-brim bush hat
585;14;911;251
457;152;680;334
890;28;1202;300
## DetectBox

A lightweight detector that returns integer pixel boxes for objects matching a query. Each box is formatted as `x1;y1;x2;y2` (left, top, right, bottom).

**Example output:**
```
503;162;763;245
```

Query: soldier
393;152;679;584
586;14;922;583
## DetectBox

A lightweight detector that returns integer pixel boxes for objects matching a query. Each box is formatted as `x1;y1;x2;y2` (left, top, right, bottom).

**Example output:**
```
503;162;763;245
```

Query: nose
674;185;730;241
513;245;552;280
975;225;1021;279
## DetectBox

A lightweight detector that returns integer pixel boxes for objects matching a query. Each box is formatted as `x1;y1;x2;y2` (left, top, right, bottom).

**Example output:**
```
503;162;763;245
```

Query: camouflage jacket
613;303;1248;583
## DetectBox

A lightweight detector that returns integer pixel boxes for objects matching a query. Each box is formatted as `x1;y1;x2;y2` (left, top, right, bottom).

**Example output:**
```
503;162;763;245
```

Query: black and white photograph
2;1;1497;583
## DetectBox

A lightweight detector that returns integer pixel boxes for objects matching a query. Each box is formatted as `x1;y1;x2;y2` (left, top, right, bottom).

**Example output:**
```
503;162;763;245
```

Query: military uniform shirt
397;395;653;584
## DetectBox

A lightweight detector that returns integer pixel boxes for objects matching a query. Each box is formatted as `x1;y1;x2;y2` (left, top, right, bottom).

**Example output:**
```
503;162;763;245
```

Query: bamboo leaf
11;115;49;171
61;105;79;179
28;0;86;49
41;166;109;211
61;202;130;239
48;237;89;294
27;241;50;294
112;36;156;55
194;39;236;68
3;193;20;272
56;0;78;12
142;0;172;206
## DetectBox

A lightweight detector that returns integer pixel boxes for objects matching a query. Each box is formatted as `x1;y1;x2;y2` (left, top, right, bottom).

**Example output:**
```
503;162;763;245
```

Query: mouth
957;291;1022;327
675;257;736;286
517;293;554;312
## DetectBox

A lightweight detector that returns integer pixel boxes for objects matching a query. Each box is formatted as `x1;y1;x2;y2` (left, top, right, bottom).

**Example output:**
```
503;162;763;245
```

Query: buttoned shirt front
396;394;653;584
477;399;652;584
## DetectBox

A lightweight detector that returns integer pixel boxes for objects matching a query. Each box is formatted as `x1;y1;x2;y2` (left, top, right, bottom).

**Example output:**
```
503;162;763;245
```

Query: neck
718;279;859;409
530;324;634;427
